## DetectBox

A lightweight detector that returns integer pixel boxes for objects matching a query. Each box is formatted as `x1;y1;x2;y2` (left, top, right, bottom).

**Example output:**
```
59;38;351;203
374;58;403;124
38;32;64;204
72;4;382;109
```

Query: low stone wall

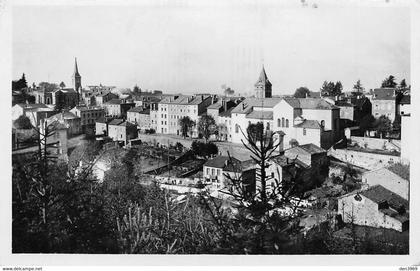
328;148;400;171
159;183;204;194
349;136;400;152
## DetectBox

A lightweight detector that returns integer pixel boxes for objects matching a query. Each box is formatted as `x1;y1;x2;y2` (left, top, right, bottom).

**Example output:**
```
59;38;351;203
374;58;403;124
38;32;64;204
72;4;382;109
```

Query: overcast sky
12;1;410;96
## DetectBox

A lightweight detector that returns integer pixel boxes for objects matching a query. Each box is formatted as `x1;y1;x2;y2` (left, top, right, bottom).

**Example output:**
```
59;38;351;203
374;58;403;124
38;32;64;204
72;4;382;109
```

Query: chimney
222;100;227;111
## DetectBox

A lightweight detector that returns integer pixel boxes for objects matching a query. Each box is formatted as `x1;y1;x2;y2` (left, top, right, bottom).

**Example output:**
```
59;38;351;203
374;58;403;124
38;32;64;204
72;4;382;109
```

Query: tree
39;82;59;92
374;115;392;138
178;116;195;138
334;81;343;96
320;81;342;96
200;119;306;254
59;82;66;88
381;75;397;88
12;73;28;91
222;85;235;96
393;114;401;132
133;85;141;95
197;114;216;143
353;80;364;93
358;114;375;135
13;115;33;129
191;141;218;158
293;87;310;98
399;79;407;90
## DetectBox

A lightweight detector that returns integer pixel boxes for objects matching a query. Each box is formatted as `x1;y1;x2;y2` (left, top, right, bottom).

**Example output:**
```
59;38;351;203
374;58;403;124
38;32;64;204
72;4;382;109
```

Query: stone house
127;107;151;131
46;111;81;136
107;119;137;145
202;156;256;192
157;94;214;136
337;185;409;232
370;88;397;122
94;92;119;107
361;167;409;200
70;106;105;132
103;99;135;117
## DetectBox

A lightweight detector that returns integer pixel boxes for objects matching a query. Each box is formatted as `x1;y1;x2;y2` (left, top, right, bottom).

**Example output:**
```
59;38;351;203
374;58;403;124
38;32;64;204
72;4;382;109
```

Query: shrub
14;115;32;129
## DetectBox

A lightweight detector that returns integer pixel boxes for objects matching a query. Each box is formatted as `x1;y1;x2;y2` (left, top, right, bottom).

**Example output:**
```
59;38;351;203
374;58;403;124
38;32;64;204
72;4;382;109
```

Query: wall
339;106;354;121
295;127;322;147
349;136;400;152
372;99;396;122
96;122;107;136
338;194;403;232
328;148;400;170
400;115;410;164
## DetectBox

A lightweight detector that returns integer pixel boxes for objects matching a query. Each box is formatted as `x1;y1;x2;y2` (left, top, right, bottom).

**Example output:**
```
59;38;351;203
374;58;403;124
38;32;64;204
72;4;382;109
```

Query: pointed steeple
74;57;80;77
255;66;271;86
254;65;272;98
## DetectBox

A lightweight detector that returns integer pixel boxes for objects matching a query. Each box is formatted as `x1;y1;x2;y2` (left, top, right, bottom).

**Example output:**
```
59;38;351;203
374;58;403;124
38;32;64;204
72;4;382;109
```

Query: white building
230;97;340;149
338;185;409;232
157;94;213;136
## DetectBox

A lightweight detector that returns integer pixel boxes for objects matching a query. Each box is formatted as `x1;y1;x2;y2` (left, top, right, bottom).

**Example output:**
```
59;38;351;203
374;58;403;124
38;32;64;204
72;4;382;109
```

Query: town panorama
11;4;410;255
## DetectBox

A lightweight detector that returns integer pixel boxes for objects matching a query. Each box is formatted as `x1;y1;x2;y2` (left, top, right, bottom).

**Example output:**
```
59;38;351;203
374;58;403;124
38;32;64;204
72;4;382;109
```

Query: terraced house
157;94;213;136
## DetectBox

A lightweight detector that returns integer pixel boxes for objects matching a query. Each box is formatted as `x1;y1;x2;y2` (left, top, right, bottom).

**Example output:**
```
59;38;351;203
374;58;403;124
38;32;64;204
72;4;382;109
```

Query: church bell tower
72;57;82;93
254;66;272;98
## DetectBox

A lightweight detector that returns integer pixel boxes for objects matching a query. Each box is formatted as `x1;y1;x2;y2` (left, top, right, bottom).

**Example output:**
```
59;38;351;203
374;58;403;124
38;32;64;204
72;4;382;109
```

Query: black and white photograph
2;0;420;268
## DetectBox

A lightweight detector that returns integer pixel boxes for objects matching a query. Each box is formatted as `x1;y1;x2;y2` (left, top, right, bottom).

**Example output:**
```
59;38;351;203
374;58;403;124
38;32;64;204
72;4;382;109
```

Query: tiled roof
294;119;321;129
50;111;79;120
204;156;241;172
335;100;354;107
16;103;48;109
108;119;124;126
128;106;145;113
284;98;338;110
307;91;321;98
105;99;124;105
373;88;396;100
219;107;235;118
231;98;282;114
365;167;407;181
361;185;409;210
119;121;137;127
55;88;78;94
298;143;326;154
207;101;223;109
246;110;273;120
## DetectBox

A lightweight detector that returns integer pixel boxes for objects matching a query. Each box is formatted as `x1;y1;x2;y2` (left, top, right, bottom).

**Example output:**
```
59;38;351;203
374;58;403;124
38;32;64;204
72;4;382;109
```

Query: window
217;169;220;176
206;168;209;175
266;122;270;130
211;168;215;175
303;128;306;136
277;118;281;127
271;172;274;178
286;119;289;128
282;118;285;127
235;124;239;133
